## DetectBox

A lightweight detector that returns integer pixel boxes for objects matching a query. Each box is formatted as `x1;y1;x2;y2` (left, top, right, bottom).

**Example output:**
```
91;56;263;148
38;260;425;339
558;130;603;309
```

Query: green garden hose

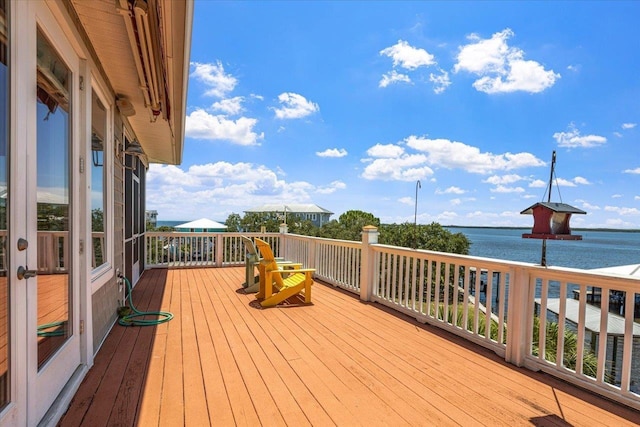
118;275;173;326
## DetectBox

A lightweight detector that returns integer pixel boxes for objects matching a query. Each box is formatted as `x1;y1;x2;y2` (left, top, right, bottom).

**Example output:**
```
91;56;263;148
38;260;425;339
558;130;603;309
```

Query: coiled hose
118;275;173;326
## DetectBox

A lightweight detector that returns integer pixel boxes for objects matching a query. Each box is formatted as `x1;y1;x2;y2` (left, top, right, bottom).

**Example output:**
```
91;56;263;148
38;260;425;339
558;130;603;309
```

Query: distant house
146;210;158;228
244;204;334;227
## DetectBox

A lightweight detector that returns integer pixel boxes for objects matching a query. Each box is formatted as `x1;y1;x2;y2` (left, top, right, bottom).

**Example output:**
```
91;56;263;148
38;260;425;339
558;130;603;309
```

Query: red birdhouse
521;202;586;240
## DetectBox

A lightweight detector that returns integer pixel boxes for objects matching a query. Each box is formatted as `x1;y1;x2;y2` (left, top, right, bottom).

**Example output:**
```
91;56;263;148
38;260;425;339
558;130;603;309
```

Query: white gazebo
175;218;228;232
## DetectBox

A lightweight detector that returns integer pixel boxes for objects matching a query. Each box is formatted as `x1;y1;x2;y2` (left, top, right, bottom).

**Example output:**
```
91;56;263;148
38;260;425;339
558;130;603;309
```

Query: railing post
505;266;532;367
359;225;378;302
215;233;224;267
279;223;288;259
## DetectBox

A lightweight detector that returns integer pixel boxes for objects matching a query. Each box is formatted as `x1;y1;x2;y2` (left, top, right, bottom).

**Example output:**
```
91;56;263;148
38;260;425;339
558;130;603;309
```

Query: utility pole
414;180;421;249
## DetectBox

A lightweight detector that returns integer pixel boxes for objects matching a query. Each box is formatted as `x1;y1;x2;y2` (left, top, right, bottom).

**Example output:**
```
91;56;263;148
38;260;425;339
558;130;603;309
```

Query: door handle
17;266;37;280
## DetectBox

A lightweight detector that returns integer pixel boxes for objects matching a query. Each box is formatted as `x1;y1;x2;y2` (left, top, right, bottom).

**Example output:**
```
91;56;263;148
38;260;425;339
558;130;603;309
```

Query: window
91;89;107;269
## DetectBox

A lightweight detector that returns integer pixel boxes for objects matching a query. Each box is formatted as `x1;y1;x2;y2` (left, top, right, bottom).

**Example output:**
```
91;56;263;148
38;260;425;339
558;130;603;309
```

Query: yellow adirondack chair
254;238;314;307
240;236;301;294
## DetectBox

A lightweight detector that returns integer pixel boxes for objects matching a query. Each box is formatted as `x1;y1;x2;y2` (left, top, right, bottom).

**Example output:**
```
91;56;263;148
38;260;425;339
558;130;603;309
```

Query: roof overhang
69;0;193;165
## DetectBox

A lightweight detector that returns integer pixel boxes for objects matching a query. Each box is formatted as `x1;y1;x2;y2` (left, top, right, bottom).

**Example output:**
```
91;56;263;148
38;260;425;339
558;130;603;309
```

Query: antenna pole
541;150;556;266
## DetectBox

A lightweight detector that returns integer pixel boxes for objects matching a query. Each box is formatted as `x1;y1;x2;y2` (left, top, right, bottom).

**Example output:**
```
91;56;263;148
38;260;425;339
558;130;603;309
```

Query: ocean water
155;220;192;228
448;227;640;270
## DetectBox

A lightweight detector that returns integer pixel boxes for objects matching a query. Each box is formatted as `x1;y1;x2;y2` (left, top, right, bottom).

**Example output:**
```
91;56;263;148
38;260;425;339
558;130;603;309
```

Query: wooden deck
60;267;640;426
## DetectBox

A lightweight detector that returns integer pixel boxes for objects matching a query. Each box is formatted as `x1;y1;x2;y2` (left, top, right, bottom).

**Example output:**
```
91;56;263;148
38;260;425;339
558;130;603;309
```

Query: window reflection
91;91;106;269
36;29;72;369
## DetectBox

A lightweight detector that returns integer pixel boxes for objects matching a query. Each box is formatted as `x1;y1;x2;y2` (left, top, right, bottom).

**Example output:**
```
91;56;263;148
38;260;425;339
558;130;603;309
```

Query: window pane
36;29;72;368
91;90;106;269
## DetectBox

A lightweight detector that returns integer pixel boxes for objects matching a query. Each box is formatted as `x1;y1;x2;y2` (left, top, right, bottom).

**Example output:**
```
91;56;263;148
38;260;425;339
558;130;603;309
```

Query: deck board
60;267;640;426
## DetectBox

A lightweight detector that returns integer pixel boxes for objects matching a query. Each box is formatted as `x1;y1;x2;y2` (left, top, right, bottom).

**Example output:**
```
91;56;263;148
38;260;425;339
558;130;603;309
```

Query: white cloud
361;155;434;181
147;161;353;220
567;65;580;72
380;40;436;70
483;174;525;185
604;206;640;215
429;69;451;94
614;131;623;138
635;196;640;201
490;185;525;193
572;176;590;185
366;143;405;158
436;186;466;195
316;180;347;194
579;201;601;210
398;196;414;205
529;179;547;188
450;198;462;206
272;93;319;119
379;70;412;88
622;123;637;129
612;194;623;198
185;109;264;146
405;136;545;173
553;124;606;148
454;29;560;94
190;61;237;98
555;178;576;187
211;96;244;115
316;148;348;158
623;167;640;174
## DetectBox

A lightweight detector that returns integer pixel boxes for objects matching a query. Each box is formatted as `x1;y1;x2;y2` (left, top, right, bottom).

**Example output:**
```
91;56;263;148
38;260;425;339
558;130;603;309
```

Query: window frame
90;77;114;293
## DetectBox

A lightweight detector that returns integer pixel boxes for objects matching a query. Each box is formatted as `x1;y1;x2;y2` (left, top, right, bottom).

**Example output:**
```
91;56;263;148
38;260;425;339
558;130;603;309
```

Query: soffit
69;0;191;165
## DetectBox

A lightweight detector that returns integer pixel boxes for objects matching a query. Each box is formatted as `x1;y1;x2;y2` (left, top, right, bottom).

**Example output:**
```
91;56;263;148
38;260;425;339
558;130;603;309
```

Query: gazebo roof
175;218;227;229
520;202;586;215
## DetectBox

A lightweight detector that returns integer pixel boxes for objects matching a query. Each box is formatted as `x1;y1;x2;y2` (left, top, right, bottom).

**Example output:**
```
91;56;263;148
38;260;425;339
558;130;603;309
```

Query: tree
318;210;380;241
241;212;281;232
225;213;242;232
380;222;469;255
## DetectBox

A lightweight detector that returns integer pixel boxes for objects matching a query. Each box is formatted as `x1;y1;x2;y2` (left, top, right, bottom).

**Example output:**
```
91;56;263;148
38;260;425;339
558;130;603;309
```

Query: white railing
146;232;284;268
284;234;362;294
144;228;640;411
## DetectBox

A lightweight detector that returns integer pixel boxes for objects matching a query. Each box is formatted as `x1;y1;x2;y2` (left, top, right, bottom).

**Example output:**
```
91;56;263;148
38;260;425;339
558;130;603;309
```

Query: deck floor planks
198;268;287;426
194;270;262;426
59;267;640;427
276;293;488;426
58;311;128;426
263;300;433;425
135;268;174;425
107;269;166;426
211;268;336;426
203;268;313;426
313;283;640;425
158;267;186;427
305;287;535;425
68;276;154;427
182;268;237;426
314;286;610;424
181;268;211;426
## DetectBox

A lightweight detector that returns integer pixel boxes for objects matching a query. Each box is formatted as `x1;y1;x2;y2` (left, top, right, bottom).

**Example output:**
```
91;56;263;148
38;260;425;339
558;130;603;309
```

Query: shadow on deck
59;267;640;426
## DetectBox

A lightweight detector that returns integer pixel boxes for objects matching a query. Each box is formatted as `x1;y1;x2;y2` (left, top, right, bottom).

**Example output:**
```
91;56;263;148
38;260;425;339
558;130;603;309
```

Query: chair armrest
274;268;315;273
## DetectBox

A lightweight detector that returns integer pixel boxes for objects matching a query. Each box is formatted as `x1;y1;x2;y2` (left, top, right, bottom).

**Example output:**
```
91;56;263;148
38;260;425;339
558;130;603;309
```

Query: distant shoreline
445;225;640;233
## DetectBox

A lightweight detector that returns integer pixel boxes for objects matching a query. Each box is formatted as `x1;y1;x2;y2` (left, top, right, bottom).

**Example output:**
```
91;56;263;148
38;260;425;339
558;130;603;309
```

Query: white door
26;18;82;425
0;4;83;426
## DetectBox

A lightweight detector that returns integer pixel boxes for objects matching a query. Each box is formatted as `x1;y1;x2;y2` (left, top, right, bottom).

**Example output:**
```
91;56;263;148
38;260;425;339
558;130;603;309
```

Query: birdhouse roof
520;202;586;215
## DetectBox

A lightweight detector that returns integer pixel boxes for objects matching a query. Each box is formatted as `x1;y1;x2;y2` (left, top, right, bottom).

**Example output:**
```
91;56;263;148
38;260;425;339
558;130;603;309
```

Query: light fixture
124;140;145;156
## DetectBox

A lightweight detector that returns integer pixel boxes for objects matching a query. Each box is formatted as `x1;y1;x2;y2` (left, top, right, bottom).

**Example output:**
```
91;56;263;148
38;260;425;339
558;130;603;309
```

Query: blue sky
147;1;640;229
